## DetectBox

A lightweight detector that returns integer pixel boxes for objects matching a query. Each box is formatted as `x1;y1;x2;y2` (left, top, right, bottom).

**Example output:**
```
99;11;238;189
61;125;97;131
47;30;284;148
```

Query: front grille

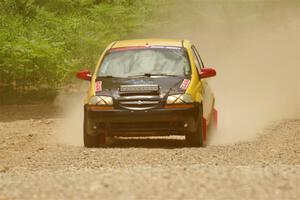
118;95;161;109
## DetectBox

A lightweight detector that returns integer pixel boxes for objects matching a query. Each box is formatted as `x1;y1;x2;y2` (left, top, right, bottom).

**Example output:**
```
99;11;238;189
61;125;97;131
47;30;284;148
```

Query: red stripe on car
109;46;148;53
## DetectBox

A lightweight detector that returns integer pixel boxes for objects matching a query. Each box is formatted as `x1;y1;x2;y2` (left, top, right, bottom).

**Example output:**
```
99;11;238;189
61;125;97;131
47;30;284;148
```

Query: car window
191;45;204;69
191;47;201;71
98;47;191;78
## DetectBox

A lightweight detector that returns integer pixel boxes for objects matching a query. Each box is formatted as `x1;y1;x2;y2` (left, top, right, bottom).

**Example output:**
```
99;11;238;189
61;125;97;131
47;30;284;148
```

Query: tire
185;106;204;147
83;110;106;148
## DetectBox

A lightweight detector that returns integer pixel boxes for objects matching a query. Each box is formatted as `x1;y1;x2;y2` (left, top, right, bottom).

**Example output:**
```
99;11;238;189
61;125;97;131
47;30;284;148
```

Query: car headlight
166;94;193;104
88;96;113;105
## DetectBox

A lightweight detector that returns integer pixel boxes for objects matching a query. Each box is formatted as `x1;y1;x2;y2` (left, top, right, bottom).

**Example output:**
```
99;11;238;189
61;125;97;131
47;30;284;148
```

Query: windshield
97;47;191;78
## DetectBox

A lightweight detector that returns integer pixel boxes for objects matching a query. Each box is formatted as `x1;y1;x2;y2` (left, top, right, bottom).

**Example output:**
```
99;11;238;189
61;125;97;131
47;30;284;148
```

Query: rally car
76;39;217;147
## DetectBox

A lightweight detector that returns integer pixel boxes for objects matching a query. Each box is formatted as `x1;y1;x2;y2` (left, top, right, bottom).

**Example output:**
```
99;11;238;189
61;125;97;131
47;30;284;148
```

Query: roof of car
111;38;191;49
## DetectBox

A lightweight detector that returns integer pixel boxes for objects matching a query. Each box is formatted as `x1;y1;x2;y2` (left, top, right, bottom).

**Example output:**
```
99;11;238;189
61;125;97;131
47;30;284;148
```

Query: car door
191;45;215;123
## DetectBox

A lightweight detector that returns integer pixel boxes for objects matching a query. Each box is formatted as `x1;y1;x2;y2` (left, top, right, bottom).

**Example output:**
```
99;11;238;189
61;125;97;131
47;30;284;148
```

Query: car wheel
83;111;106;148
185;106;204;147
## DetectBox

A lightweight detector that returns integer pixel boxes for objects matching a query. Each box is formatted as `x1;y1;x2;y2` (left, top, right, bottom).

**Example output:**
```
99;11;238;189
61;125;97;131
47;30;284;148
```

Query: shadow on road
107;137;189;149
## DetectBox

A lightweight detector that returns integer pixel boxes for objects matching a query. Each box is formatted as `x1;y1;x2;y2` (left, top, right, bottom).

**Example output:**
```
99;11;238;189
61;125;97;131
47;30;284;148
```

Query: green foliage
0;0;155;90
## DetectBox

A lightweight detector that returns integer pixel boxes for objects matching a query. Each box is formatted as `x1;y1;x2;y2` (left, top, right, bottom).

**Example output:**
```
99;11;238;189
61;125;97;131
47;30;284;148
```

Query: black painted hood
95;76;189;98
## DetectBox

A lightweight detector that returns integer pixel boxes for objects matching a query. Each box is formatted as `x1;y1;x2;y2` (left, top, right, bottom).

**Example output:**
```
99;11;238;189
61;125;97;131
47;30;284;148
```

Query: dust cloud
55;1;299;146
147;0;300;144
53;83;88;146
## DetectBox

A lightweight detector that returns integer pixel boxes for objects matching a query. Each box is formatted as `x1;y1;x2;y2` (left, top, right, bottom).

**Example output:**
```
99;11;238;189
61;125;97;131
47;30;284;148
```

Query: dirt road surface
0;104;299;200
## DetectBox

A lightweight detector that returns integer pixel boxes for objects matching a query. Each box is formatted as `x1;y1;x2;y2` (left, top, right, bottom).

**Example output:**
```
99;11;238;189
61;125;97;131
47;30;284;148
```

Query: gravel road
0;104;299;200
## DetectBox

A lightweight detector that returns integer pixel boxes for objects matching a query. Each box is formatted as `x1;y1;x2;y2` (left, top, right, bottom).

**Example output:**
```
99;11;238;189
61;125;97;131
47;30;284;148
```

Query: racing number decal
180;79;190;90
95;81;102;92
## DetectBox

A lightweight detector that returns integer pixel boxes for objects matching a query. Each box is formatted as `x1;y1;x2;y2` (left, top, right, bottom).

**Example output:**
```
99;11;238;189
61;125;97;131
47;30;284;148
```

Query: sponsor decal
95;81;102;92
180;79;190;90
119;85;159;92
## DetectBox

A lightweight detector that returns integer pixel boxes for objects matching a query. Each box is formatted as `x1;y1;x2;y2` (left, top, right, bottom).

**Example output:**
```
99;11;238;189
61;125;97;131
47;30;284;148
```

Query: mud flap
202;117;206;145
213;108;218;128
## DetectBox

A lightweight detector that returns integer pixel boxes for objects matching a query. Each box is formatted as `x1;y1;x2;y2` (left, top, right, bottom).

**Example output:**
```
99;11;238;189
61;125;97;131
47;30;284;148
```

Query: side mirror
199;67;216;79
76;70;92;81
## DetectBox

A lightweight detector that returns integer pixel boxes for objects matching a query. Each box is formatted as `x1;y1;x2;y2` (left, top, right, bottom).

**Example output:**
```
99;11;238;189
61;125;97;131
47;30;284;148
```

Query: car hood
95;76;189;98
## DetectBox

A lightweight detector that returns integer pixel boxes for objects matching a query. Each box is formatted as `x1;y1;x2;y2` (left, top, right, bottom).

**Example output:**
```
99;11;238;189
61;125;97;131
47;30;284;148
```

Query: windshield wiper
97;75;117;78
128;73;178;78
145;73;178;77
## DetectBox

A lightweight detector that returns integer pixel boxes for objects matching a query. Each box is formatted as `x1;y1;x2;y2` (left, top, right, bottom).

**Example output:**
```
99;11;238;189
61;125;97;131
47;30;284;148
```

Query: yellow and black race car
77;39;217;147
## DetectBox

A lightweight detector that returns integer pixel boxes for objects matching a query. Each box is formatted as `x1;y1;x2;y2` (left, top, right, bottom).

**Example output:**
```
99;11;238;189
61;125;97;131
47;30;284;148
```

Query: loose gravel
0;105;299;200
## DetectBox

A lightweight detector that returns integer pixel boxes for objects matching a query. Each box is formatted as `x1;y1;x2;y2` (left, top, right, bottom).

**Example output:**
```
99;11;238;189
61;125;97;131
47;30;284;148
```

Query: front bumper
84;103;200;136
